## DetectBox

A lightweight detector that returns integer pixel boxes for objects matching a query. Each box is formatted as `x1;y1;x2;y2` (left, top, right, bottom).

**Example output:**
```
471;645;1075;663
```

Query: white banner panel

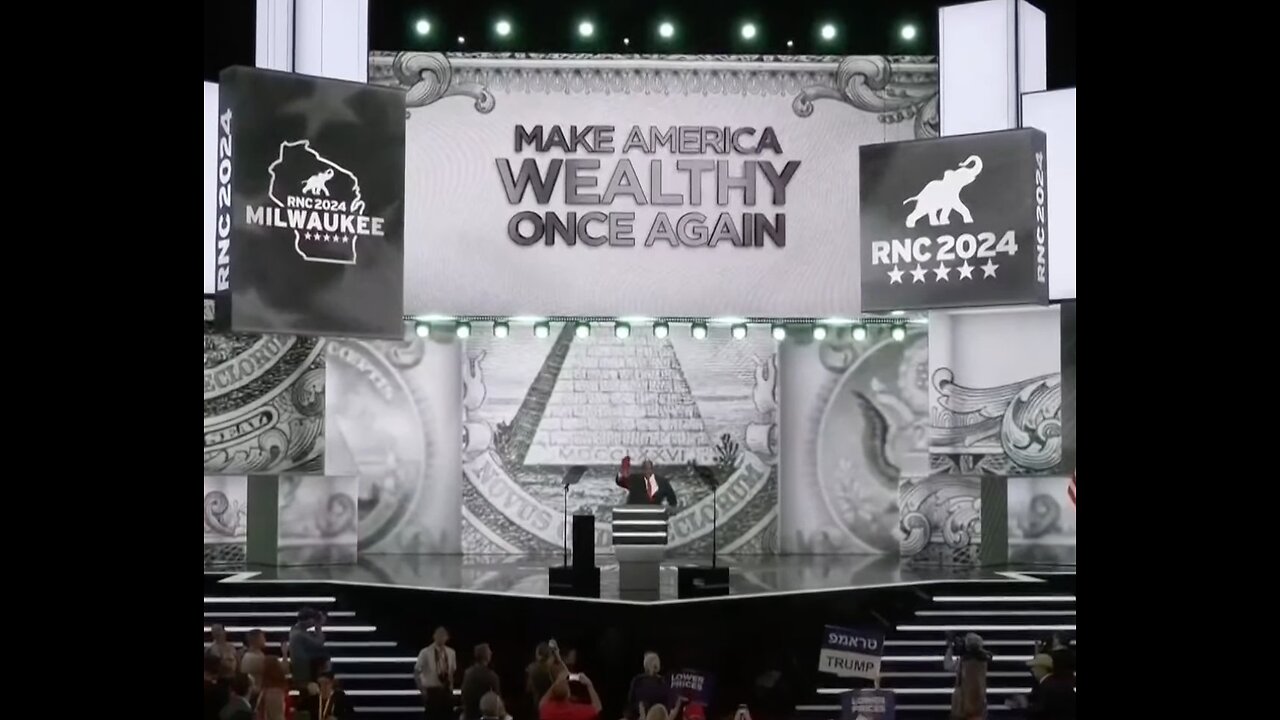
372;53;939;318
204;81;218;295
1022;89;1076;300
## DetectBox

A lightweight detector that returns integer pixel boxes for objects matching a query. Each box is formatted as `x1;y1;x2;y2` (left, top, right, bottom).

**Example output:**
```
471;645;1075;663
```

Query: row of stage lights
413;18;919;48
412;320;913;342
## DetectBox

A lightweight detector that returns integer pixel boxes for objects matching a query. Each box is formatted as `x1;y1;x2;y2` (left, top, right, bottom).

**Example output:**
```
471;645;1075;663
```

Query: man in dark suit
615;458;678;506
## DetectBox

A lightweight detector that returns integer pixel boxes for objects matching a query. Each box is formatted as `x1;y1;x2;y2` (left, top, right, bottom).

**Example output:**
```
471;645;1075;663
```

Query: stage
206;553;1070;604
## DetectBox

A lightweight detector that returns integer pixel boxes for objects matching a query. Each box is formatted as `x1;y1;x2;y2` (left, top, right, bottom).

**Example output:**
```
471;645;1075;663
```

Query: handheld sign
819;626;885;680
670;669;713;720
841;689;895;720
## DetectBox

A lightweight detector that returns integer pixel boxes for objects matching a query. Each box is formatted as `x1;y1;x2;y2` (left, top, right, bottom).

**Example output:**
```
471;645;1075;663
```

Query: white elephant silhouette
902;155;983;228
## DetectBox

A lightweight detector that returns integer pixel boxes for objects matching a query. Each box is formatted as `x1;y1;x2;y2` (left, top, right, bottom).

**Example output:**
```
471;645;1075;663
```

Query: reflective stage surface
210;554;1071;604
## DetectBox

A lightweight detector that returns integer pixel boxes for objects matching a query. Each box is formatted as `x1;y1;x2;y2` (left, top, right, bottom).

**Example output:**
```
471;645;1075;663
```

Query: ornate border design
369;52;938;137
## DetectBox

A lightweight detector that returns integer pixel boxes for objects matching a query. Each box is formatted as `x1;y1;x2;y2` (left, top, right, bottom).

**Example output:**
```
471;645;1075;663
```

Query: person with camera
417;626;458;720
943;632;990;720
289;608;330;690
539;666;602;720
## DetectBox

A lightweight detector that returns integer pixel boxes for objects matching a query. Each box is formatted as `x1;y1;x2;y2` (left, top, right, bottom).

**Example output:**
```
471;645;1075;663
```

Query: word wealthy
496;124;800;249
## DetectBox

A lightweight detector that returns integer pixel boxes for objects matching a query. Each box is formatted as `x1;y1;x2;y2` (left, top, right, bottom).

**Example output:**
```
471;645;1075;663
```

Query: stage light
653;322;669;339
786;40;794;49
457;36;466;45
812;325;827;341
658;21;675;39
891;309;905;316
415;322;430;338
851;324;868;342
820;23;836;40
732;324;748;340
415;19;431;36
455;322;471;339
534;322;550;338
691;323;707;340
740;23;757;40
900;24;917;41
493;322;509;338
623;37;630;46
495;19;512;37
575;322;591;339
578;21;594;38
772;325;786;341
891;324;906;342
615;322;630;339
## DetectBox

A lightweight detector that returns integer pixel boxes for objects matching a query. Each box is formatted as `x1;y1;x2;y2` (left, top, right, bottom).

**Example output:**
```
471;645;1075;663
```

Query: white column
939;0;1046;135
255;0;294;72
1023;89;1076;300
204;82;219;295
294;0;370;82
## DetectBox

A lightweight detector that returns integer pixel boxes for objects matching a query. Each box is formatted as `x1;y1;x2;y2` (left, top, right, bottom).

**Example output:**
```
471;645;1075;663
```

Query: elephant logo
902;155;983;229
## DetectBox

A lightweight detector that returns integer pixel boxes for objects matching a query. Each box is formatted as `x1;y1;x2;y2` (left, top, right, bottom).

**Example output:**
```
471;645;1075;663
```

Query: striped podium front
611;505;670;546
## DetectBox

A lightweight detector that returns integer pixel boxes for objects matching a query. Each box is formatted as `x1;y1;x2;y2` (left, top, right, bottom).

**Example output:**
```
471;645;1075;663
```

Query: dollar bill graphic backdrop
1007;475;1076;565
928;307;1061;476
324;334;464;553
204;474;248;566
461;322;779;555
203;299;325;474
778;324;930;554
276;475;360;565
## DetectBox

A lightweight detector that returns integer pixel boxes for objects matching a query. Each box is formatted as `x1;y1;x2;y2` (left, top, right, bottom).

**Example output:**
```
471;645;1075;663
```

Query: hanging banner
214;66;406;339
670;669;714;720
859;128;1048;312
370;52;939;318
841;689;896;720
819;625;885;679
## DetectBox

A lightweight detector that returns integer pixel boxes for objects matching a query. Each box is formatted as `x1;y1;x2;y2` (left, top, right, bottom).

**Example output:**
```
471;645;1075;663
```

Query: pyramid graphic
514;325;715;467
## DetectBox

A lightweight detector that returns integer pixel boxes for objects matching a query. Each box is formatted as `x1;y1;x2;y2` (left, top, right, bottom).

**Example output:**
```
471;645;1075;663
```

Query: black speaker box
548;565;601;598
677;566;730;598
572;514;595;572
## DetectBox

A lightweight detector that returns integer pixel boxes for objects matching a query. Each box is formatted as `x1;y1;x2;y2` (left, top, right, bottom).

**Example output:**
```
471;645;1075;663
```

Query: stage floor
207;554;1072;604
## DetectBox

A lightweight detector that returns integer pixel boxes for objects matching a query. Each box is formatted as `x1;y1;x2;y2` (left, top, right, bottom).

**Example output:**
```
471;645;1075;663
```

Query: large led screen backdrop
370;52;939;318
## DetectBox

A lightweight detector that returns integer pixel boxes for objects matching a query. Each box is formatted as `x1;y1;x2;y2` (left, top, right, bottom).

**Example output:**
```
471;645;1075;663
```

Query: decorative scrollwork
793;56;940;138
391;52;495;114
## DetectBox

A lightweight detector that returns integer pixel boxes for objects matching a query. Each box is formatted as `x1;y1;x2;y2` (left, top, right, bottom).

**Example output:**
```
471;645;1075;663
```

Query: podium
611;505;668;599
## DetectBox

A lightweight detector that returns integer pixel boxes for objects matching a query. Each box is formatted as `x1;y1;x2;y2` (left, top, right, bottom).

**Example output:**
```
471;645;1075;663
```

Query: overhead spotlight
578;20;595;38
891;310;905;316
740;23;757;40
534;322;550;338
732;324;748;340
456;322;471;339
457;36;466;45
812;325;827;341
891;324;907;342
493;322;509;339
615;322;630;339
495;19;512;37
623;37;630;46
900;24;918;41
786;40;794;48
415;322;430;338
658;21;675;39
851;324;868;342
575;322;591;339
820;23;837;40
772;325;787;341
415;19;431;36
691;323;708;340
653;322;669;339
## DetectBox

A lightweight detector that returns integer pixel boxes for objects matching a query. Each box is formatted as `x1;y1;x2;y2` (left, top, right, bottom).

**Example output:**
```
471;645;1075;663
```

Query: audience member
255;656;290;720
205;655;231;720
462;643;502;720
300;670;356;720
944;633;990;720
625;653;669;720
208;623;240;678
416;626;458;720
539;669;601;720
239;629;268;693
479;691;506;720
221;673;255;720
290;608;329;689
526;642;557;713
1021;653;1076;720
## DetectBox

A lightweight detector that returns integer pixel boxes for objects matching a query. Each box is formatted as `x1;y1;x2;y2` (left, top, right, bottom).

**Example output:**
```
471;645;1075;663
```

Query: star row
303;232;353;244
886;259;999;284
